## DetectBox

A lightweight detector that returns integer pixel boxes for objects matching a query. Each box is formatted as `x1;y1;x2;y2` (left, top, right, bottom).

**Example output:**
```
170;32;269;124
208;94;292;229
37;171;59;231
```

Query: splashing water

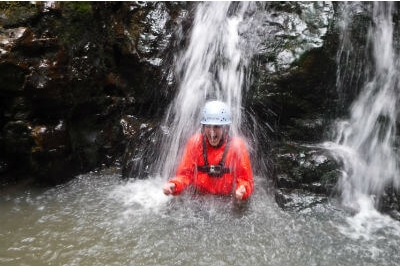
3;172;400;265
109;175;169;216
337;194;400;241
324;2;400;212
156;2;253;179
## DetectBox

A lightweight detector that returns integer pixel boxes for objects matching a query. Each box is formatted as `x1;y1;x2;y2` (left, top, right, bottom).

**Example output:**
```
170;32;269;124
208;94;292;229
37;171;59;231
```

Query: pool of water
1;170;400;265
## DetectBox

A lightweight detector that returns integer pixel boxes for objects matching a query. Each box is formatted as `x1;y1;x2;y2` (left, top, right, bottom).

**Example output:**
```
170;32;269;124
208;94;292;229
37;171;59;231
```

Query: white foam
337;194;400;241
108;176;170;214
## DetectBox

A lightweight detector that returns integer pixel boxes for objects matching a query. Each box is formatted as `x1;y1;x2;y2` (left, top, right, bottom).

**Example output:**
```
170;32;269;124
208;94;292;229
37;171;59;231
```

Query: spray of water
156;2;253;179
324;2;400;212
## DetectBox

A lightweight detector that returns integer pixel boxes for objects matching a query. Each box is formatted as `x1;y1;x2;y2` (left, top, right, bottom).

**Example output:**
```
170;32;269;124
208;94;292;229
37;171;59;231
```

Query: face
203;125;224;147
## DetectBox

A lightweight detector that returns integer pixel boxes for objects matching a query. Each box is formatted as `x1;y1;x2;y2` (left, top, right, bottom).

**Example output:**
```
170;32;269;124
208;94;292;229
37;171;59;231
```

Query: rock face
0;2;191;184
0;2;399;218
238;2;341;209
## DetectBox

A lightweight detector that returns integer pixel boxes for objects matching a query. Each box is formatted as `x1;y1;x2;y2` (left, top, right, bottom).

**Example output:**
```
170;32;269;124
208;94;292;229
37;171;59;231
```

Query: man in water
163;100;254;200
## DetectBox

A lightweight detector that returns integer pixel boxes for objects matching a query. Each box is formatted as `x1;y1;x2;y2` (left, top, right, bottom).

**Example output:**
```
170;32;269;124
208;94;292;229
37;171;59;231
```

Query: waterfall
325;2;400;211
156;2;253;179
334;2;368;112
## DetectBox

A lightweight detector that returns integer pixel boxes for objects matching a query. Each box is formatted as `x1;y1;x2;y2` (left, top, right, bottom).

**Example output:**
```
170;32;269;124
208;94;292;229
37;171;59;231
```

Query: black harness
197;135;231;177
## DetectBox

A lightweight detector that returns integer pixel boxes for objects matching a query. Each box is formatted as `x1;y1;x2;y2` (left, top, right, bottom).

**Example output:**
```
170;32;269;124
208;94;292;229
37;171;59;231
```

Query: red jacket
169;133;254;199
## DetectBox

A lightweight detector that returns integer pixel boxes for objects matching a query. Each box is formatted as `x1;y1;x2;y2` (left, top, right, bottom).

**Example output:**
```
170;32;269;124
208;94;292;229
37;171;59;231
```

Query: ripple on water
1;173;400;265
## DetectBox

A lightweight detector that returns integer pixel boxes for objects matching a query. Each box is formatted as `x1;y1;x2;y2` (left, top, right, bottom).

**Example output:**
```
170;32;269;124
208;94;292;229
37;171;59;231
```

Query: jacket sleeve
234;138;254;200
168;136;197;195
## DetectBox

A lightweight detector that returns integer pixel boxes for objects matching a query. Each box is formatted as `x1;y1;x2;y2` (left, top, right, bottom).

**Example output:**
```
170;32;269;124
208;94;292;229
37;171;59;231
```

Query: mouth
210;135;218;142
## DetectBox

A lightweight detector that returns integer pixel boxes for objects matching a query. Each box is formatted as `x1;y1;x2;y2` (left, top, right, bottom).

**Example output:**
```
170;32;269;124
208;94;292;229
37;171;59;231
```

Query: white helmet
200;100;232;125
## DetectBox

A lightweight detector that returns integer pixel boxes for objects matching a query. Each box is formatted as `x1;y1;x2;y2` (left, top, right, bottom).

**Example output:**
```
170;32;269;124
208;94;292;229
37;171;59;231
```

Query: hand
235;185;246;200
163;182;176;195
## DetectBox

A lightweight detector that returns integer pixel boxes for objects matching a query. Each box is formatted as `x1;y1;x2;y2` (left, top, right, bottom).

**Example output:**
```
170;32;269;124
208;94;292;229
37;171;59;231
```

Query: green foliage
56;2;94;47
0;1;38;27
61;2;92;16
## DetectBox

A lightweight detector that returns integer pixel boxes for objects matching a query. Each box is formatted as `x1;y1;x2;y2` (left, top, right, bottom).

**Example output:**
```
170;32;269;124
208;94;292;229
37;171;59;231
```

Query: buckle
208;165;223;177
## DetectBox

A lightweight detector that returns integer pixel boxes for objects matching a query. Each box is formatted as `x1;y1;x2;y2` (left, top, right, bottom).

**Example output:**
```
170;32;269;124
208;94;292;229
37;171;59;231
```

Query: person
163;100;254;200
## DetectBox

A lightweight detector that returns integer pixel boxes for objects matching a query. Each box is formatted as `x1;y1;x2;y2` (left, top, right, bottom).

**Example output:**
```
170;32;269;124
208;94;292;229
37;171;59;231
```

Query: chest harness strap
197;135;231;177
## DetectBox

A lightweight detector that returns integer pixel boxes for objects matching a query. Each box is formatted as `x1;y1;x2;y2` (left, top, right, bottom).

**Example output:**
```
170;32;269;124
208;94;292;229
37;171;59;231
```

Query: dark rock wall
0;2;191;184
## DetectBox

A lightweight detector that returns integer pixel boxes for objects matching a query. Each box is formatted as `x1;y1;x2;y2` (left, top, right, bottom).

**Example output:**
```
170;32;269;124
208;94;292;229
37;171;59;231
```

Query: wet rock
0;159;8;174
0;2;40;28
273;142;340;197
120;115;162;178
2;120;34;176
31;120;68;153
0;27;32;54
0;62;27;93
275;188;331;212
30;120;74;184
379;187;400;221
0;2;190;184
244;3;339;201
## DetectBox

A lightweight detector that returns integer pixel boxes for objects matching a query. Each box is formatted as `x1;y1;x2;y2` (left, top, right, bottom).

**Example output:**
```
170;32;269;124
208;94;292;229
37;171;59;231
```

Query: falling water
325;2;400;211
157;2;253;179
334;2;368;112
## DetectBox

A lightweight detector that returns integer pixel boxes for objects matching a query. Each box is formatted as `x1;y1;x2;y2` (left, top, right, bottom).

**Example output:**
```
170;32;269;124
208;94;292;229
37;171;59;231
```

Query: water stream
324;2;400;211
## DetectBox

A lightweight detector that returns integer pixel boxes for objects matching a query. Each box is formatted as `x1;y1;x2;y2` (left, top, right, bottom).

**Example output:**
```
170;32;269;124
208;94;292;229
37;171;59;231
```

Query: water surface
1;171;400;265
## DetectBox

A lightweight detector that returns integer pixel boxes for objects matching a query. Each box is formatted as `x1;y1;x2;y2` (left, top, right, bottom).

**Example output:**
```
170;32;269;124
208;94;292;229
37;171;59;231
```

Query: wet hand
163;182;176;195
235;185;246;200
